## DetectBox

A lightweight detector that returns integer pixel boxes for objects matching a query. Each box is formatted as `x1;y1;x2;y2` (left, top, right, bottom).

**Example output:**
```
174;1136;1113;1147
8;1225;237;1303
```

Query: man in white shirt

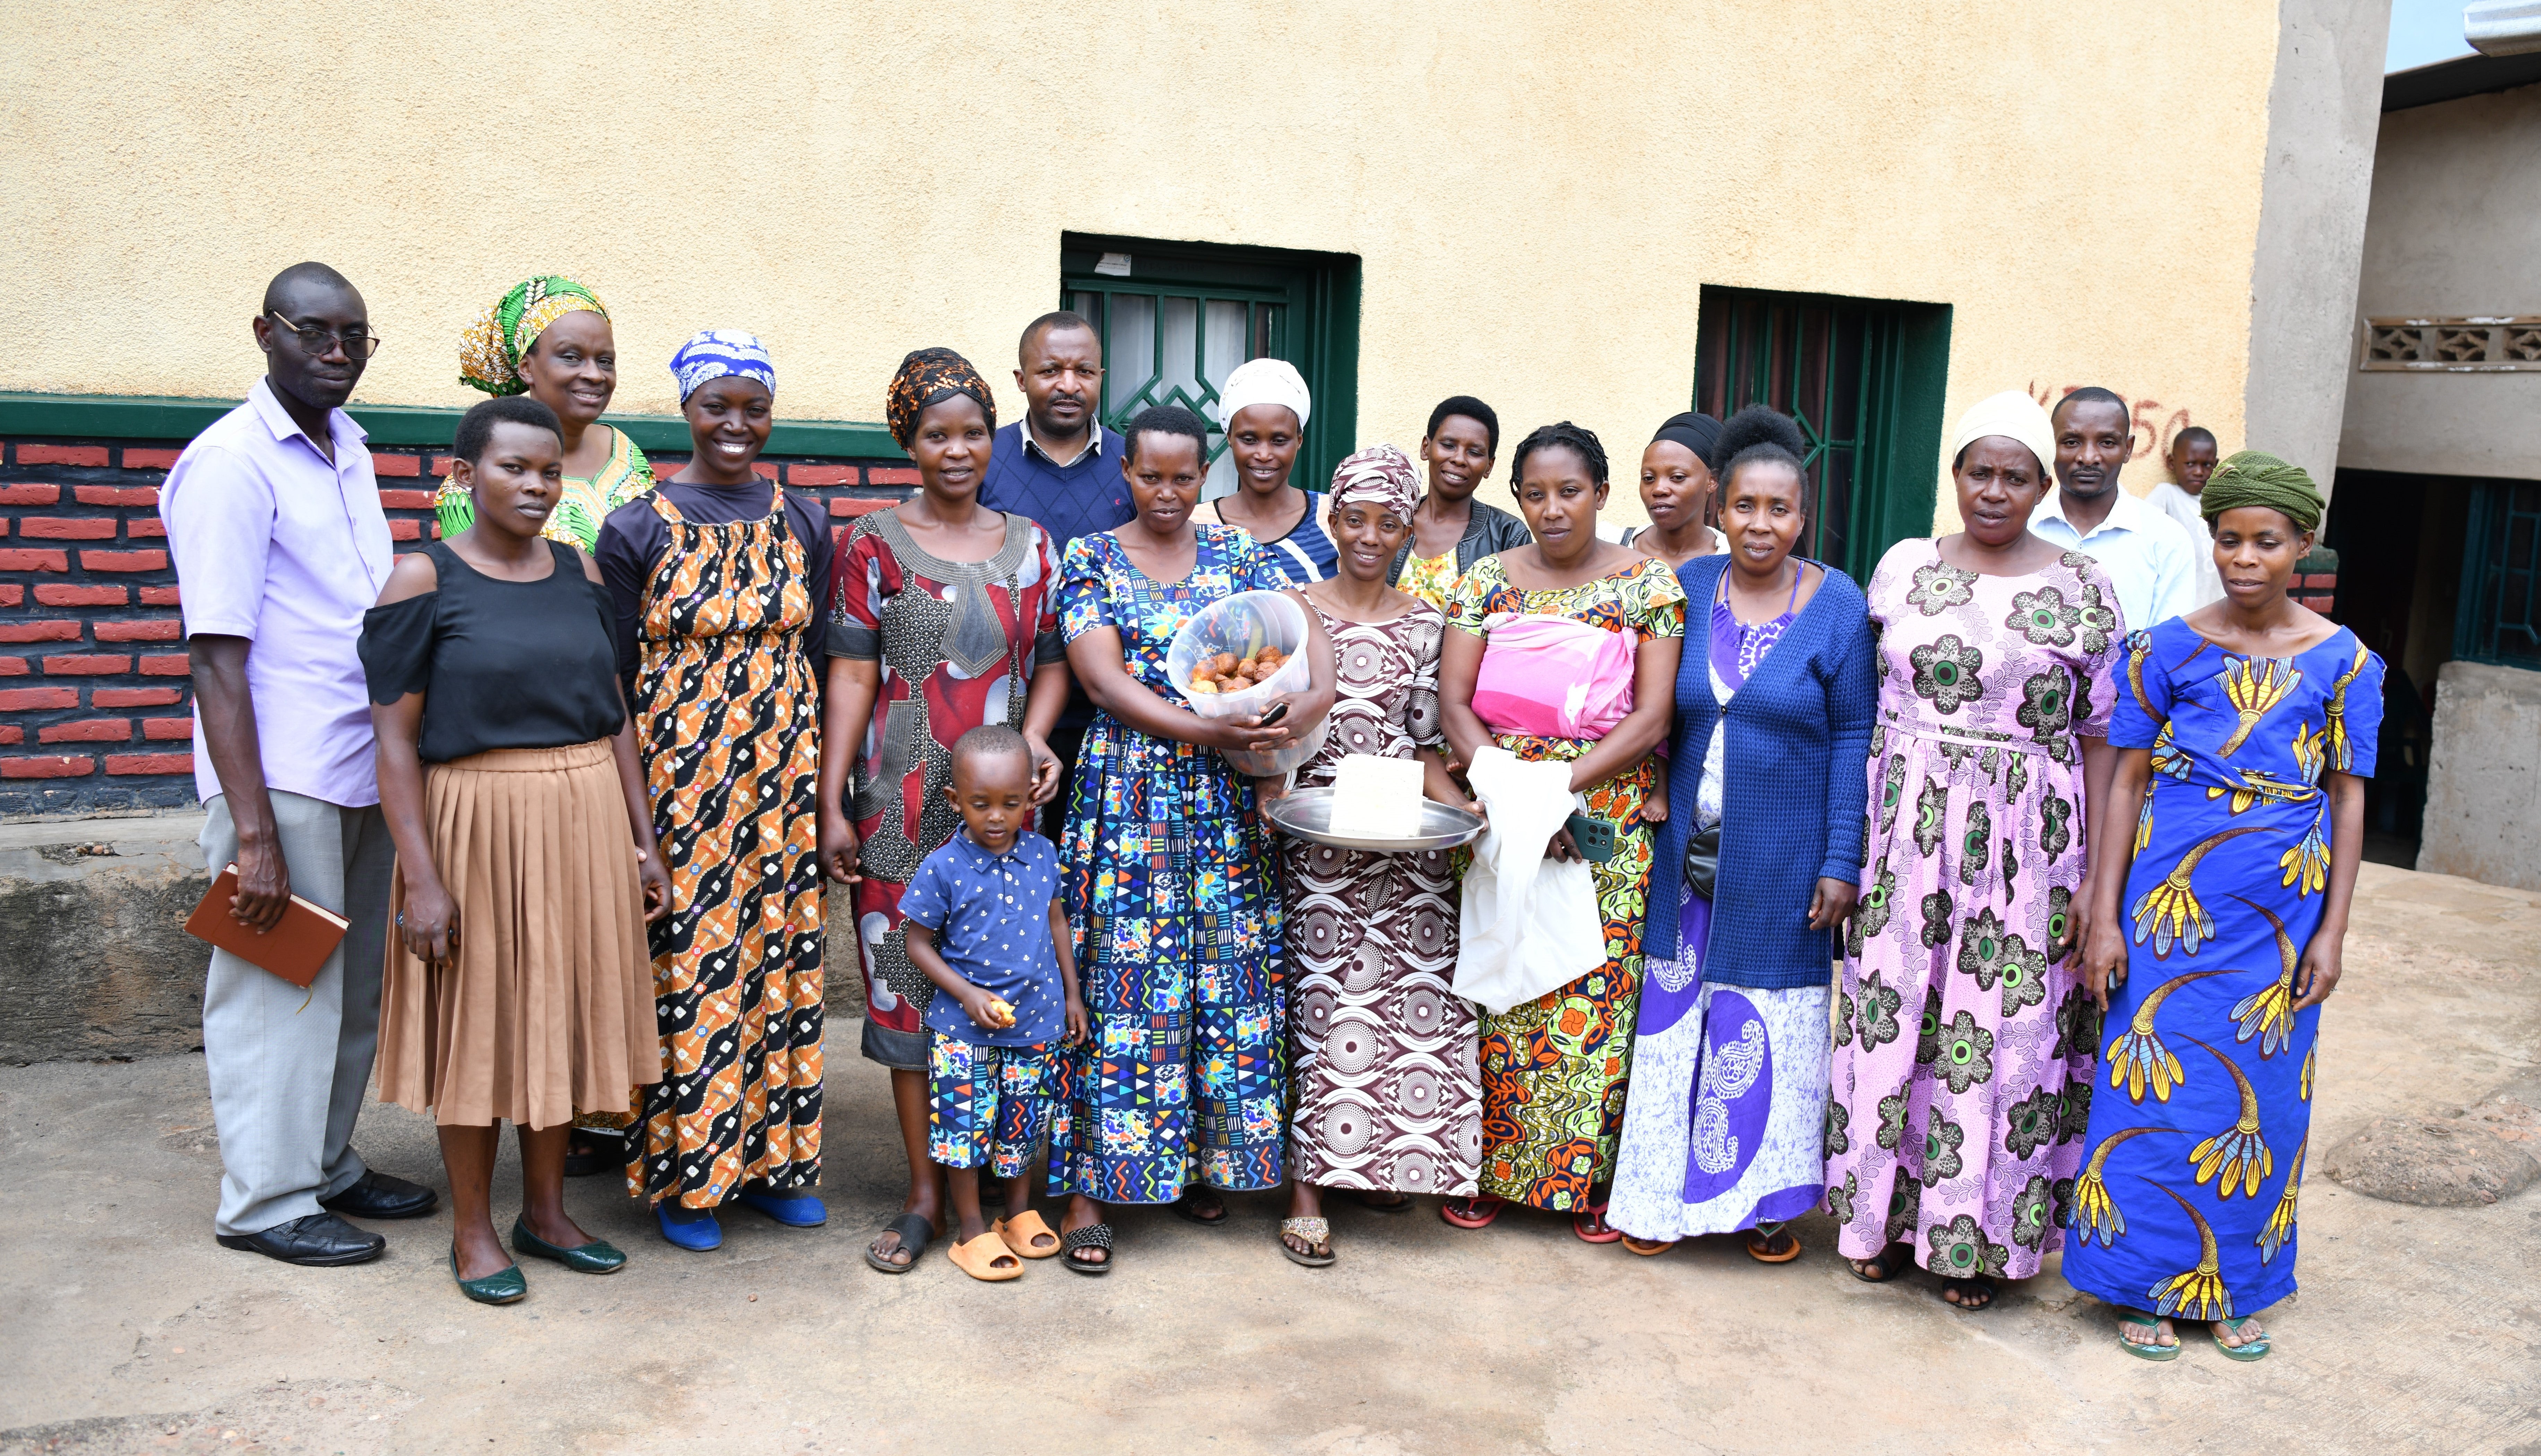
2144;426;2225;609
2031;387;2198;631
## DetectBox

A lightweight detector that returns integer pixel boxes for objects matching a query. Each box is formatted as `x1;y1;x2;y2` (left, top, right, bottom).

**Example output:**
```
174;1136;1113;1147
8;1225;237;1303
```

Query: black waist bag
1682;823;1722;901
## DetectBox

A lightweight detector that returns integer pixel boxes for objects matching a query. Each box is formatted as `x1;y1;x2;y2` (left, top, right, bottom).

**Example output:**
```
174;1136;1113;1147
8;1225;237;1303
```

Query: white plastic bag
1452;747;1606;1015
1164;589;1330;776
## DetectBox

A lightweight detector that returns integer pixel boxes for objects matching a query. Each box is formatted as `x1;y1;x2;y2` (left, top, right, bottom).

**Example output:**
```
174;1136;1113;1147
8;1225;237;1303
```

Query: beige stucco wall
2338;81;2541;481
0;2;2289;529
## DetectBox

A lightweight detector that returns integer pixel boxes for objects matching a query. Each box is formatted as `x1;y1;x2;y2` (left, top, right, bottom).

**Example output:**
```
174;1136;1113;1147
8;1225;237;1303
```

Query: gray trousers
199;791;395;1236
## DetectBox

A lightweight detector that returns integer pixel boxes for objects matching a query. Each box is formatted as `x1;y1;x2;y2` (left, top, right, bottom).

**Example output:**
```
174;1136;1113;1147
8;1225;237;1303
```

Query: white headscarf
1949;390;2057;480
1201;357;1315;503
1214;357;1312;435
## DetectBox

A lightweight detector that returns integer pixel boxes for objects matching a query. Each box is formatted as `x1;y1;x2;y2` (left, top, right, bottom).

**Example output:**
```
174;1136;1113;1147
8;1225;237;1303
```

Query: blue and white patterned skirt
1608;879;1831;1241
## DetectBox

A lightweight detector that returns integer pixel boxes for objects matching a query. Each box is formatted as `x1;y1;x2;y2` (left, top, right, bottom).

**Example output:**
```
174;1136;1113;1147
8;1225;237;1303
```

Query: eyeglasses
266;310;382;359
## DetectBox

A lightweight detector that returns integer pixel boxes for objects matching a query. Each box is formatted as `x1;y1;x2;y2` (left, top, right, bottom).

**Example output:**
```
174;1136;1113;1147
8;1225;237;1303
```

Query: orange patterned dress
1446;553;1687;1210
628;485;825;1208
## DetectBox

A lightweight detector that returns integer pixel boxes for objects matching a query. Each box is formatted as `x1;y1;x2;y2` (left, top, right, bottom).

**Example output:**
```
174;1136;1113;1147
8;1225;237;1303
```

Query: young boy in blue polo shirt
900;724;1087;1281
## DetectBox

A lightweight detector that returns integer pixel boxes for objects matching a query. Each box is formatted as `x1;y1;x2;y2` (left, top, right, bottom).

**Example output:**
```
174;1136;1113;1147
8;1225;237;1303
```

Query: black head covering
1651;412;1726;472
886;346;997;449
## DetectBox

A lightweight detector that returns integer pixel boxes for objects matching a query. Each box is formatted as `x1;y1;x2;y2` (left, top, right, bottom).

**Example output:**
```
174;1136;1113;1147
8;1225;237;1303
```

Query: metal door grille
1061;235;1361;500
1697;296;1879;578
2459;479;2541;667
1065;286;1284;474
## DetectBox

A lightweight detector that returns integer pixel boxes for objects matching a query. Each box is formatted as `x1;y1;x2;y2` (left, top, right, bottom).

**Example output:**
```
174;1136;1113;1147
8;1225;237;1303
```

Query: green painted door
1694;287;1952;583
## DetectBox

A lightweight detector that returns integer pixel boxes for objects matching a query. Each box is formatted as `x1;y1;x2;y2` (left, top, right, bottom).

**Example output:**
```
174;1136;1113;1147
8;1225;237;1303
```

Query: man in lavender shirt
161;262;436;1265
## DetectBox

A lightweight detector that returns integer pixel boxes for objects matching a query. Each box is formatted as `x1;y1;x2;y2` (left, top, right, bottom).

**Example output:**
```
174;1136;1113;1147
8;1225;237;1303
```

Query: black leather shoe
319;1170;438;1220
215;1212;386;1266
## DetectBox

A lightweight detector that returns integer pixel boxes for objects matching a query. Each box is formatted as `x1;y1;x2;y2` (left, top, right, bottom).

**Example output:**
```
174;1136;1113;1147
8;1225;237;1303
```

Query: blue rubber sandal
2212;1316;2271;1361
655;1203;722;1252
738;1186;829;1228
2118;1309;2179;1361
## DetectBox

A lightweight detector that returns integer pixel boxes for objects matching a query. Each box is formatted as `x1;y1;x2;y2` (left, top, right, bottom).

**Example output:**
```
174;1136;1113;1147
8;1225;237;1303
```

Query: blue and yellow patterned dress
1045;524;1294;1203
2064;615;2381;1320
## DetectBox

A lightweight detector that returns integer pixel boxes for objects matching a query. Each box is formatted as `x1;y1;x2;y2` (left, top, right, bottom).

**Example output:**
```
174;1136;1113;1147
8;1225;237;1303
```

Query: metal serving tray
1261;786;1486;854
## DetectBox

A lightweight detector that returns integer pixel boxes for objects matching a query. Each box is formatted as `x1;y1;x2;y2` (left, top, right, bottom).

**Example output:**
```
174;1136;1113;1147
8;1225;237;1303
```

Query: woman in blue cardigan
1608;408;1877;1261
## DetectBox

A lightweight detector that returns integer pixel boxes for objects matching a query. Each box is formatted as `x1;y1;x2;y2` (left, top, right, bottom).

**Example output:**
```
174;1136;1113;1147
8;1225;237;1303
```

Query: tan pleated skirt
378;740;662;1129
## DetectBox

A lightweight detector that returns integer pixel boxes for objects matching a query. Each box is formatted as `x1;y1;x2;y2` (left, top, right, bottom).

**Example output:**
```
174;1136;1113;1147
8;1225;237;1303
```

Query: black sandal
1345;1190;1414;1216
863;1211;933;1275
563;1129;623;1179
1941;1277;1997;1311
1061;1222;1114;1276
1849;1242;1913;1283
1170;1190;1229;1227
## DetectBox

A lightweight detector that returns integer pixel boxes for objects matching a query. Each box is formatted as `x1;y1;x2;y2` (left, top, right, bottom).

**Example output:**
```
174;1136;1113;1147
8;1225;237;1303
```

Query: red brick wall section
0;439;910;817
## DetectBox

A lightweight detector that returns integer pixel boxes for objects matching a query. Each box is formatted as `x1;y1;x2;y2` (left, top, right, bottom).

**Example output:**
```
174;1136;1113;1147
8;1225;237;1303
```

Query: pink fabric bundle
1471;612;1636;740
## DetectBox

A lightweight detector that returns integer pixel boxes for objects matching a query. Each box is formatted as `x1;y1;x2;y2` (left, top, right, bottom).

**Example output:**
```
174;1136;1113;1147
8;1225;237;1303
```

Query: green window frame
1060;234;1360;497
1692;286;1952;584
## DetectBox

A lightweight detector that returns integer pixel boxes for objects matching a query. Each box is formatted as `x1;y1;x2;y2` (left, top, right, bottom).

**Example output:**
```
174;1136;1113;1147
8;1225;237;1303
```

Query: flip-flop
1061;1222;1114;1276
2118;1310;2181;1362
1279;1216;1336;1268
1573;1200;1623;1244
2212;1316;2272;1361
996;1209;1061;1260
947;1230;1023;1282
1621;1235;1674;1257
1746;1227;1802;1264
1170;1191;1230;1227
1345;1190;1415;1216
1440;1195;1504;1230
864;1211;933;1275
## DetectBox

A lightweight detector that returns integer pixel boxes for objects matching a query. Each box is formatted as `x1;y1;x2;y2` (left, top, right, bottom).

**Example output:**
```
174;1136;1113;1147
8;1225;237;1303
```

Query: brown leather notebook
182;862;352;988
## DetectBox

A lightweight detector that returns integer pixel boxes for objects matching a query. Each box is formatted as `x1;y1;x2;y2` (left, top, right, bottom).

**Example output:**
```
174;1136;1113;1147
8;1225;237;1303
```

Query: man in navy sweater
981;310;1132;792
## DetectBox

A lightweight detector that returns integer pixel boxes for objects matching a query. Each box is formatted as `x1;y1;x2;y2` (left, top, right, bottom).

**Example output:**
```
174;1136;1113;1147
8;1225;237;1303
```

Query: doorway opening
2317;466;2541;865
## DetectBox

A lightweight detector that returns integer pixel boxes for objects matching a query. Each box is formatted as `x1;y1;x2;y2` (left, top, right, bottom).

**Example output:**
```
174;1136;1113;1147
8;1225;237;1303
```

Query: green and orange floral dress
1447;553;1686;1209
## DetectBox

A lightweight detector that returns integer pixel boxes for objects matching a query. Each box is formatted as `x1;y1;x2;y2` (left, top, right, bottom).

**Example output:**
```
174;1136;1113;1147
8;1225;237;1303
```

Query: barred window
1061;236;1360;499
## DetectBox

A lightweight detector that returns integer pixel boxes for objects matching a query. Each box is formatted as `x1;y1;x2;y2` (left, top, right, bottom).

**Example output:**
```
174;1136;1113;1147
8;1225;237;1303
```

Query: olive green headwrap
459;276;610;396
2200;450;2324;532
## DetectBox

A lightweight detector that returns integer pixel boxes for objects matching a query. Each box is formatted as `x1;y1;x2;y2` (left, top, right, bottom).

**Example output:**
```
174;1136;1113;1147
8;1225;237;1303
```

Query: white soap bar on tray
1327;753;1427;840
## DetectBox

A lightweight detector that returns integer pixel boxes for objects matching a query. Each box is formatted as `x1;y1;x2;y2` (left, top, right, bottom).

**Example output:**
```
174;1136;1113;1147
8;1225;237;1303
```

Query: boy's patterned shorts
928;1031;1059;1178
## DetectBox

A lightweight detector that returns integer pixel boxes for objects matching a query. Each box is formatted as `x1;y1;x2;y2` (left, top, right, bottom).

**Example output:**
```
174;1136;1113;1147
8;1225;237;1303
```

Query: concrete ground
3;860;2536;1455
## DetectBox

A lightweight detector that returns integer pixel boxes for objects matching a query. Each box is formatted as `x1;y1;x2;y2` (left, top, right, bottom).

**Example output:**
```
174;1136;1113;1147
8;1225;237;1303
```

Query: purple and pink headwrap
1327;443;1419;522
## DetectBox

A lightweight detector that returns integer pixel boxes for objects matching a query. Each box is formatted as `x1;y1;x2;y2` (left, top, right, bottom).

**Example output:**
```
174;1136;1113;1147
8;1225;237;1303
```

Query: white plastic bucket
1164;589;1329;777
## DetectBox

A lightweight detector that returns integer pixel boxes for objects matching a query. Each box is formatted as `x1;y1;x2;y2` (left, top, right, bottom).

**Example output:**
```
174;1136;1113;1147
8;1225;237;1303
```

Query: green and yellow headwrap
459;276;610;396
2201;450;2324;533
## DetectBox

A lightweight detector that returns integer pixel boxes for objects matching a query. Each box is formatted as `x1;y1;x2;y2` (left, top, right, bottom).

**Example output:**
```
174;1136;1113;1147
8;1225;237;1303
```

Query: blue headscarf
669;328;775;403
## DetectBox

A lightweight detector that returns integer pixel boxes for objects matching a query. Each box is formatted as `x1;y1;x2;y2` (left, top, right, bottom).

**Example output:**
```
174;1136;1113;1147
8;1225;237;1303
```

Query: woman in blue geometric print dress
1044;405;1334;1273
2073;453;2380;1363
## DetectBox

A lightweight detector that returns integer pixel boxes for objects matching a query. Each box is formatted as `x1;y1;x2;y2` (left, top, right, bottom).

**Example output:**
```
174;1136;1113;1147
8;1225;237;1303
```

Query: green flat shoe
510;1218;628;1274
2212;1316;2272;1361
449;1248;527;1304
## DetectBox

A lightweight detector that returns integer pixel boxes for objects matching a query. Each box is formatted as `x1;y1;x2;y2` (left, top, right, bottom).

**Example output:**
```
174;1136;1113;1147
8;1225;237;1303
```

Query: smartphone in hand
1562;812;1619;863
